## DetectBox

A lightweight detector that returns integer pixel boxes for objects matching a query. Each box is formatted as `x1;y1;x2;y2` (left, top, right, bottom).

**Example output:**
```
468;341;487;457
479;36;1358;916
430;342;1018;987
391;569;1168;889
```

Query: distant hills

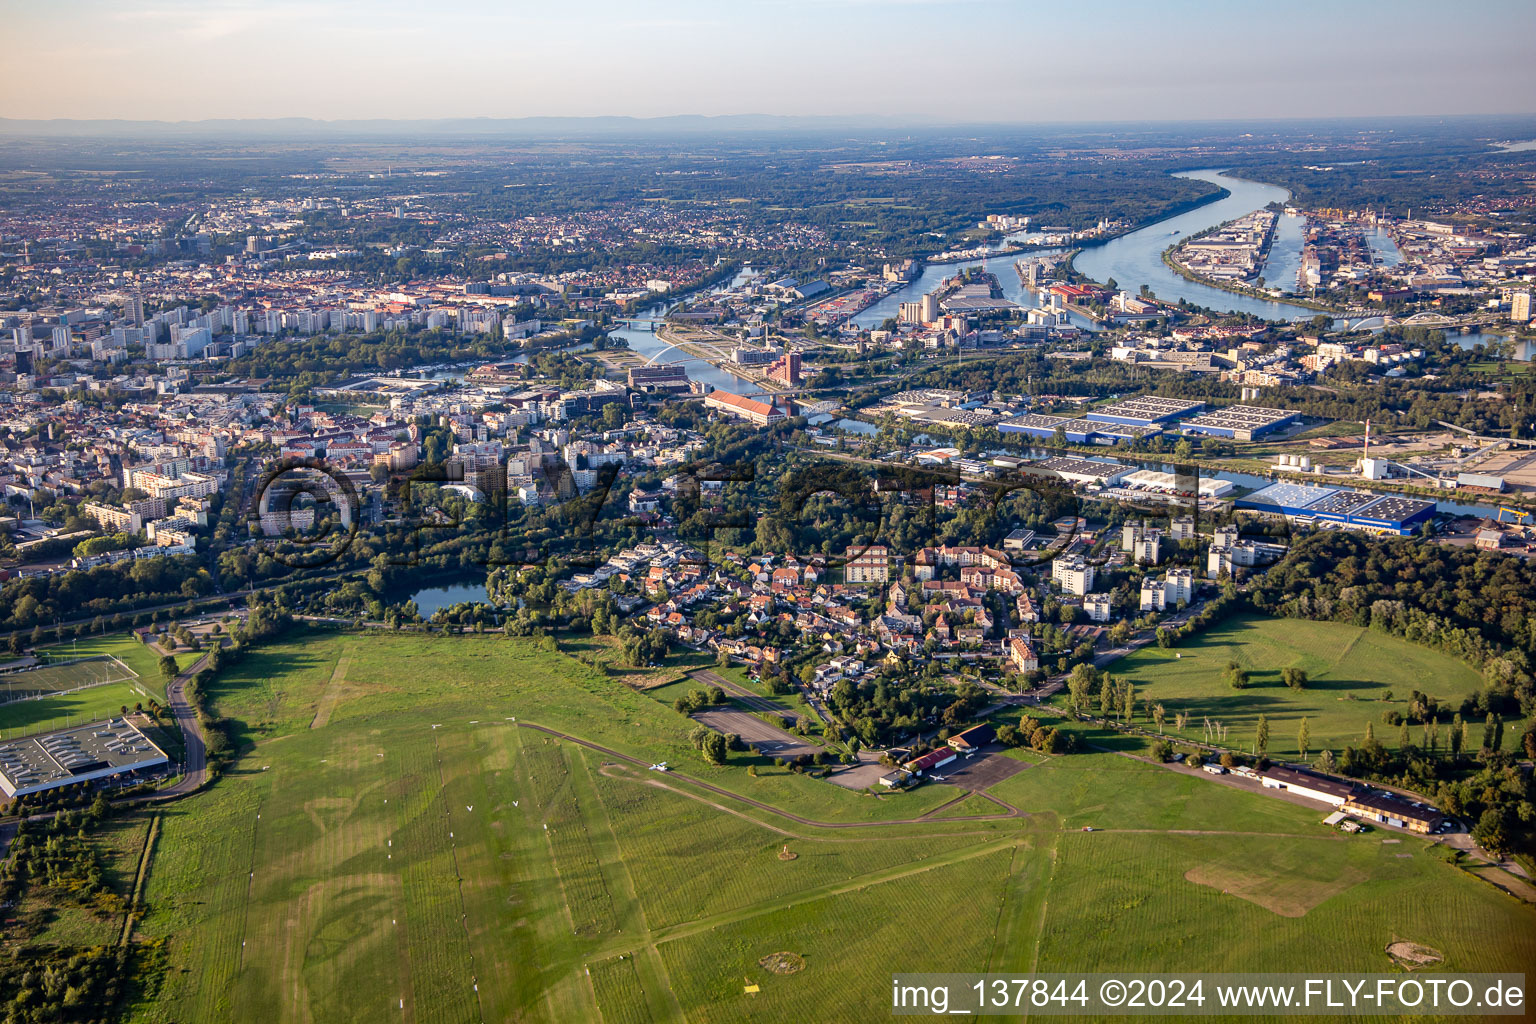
0;114;908;138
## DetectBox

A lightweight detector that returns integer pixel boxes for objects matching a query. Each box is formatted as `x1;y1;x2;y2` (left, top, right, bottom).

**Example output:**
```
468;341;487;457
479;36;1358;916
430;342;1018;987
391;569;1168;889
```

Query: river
849;169;1337;329
604;266;760;393
848;246;1099;332
1073;170;1341;320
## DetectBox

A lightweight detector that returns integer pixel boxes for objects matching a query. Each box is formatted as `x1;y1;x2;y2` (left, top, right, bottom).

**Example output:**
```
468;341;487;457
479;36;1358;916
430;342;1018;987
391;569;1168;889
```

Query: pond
398;578;492;617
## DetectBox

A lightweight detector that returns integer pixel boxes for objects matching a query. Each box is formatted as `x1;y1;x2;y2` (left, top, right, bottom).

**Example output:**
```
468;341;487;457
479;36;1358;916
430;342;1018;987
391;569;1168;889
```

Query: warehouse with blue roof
997;413;1161;445
1235;481;1436;535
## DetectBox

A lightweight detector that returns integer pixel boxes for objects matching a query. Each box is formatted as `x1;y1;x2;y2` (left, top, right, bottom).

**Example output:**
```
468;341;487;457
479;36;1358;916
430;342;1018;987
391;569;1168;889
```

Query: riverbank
1158;243;1342;315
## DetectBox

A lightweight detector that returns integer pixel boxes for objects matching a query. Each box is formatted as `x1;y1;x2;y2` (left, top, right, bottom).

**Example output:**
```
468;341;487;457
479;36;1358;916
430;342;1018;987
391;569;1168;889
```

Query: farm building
0;718;169;799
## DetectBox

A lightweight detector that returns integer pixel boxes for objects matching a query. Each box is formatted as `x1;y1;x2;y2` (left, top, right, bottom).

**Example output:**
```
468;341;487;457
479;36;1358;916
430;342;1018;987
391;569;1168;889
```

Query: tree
701;731;728;765
1151;740;1172;762
1121;681;1135;723
159;654;178;682
1282;667;1308;690
1297;718;1310;761
1255;714;1270;755
1225;660;1248;690
1471;808;1509;856
1066;663;1098;714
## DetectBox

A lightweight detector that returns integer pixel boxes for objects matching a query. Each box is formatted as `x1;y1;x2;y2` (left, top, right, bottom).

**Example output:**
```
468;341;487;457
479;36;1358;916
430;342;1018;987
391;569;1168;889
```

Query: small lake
400;578;492;616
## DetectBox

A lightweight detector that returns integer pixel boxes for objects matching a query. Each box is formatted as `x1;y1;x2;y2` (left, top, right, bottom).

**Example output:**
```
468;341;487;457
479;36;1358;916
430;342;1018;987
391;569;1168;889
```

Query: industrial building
997;413;1161;445
1178;405;1300;441
1119;469;1234;498
1083;396;1205;426
1024;456;1133;487
1236;481;1436;536
0;718;169;799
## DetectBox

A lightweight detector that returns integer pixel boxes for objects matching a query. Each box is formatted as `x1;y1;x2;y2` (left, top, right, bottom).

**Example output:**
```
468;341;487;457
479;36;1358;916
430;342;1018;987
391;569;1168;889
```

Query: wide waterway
850;169;1332;329
1074;169;1330;320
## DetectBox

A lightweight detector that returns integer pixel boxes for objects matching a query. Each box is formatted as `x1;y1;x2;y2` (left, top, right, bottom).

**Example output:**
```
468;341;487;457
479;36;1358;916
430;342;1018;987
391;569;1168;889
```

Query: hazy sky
3;0;1534;122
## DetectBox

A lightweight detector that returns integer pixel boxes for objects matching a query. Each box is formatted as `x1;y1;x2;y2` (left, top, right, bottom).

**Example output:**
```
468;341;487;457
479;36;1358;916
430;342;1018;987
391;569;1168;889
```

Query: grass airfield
115;629;1535;1023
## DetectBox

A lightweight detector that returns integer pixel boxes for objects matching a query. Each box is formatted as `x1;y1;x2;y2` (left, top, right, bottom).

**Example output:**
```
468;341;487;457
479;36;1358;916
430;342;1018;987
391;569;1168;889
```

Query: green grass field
1100;614;1491;758
0;678;162;738
38;631;184;692
0;631;187;736
117;627;1535;1022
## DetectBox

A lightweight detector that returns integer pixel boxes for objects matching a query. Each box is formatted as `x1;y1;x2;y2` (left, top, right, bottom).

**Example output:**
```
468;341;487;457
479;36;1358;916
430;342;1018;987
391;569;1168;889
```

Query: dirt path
309;655;353;729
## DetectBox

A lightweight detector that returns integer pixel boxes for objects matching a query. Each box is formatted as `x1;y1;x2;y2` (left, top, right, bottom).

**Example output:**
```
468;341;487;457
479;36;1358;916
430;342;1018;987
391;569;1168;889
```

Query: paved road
145;650;213;800
688;669;801;720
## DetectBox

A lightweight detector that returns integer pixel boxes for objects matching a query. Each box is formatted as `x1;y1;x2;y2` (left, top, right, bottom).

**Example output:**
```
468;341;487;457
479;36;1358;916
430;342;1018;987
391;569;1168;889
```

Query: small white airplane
465;805;473;812
649;762;670;771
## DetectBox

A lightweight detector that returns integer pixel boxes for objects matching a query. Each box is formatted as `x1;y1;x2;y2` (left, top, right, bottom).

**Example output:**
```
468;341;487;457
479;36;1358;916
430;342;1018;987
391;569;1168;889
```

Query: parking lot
692;708;824;760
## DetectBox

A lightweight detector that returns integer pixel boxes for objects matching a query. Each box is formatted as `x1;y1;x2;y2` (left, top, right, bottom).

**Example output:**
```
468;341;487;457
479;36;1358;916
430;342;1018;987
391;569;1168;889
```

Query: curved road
146;650;212;800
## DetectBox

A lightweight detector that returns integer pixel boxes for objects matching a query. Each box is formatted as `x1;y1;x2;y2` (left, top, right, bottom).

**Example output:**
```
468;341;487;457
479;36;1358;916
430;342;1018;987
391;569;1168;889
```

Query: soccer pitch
0;655;155;737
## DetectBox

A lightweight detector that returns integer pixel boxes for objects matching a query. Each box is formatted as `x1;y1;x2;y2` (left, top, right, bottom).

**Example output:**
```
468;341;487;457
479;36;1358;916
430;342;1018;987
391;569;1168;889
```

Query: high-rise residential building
1513;291;1532;323
1052;556;1096;596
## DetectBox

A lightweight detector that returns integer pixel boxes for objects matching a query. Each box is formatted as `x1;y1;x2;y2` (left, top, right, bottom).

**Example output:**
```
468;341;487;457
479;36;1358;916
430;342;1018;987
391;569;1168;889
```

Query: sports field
115;628;1535;1023
0;632;189;736
1102;614;1492;758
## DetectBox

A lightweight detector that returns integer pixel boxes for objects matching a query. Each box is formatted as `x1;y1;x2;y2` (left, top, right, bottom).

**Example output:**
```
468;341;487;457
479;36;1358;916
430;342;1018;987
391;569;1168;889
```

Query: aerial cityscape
1;2;1534;1022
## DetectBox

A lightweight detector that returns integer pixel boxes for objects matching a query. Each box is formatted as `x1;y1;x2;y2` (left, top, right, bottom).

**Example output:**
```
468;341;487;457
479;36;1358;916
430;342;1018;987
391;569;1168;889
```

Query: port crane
1496;507;1531;524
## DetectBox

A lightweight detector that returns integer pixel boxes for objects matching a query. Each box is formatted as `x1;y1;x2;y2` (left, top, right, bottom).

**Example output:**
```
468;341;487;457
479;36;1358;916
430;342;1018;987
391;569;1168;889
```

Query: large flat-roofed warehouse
1238;481;1338;517
1178;405;1300;441
1303;489;1381;520
997;414;1161;445
1350;495;1437;534
941;282;1020;314
1235;482;1437;536
1084;396;1205;426
0;718;169;798
1022;456;1133;487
